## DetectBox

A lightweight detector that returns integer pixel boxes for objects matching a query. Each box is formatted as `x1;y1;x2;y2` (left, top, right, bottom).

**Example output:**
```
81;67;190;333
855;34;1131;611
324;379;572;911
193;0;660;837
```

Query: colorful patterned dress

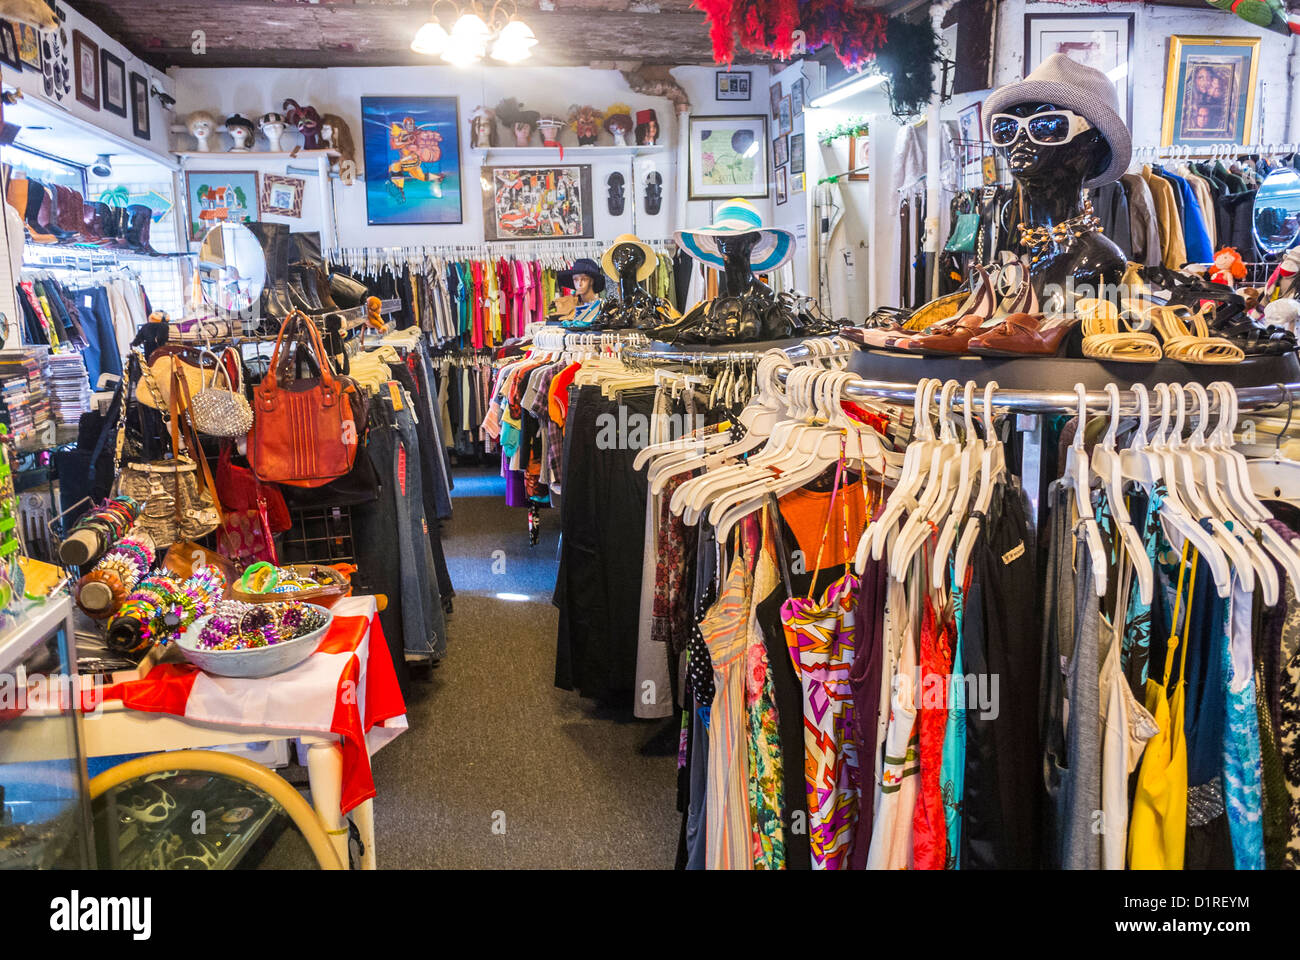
746;528;786;869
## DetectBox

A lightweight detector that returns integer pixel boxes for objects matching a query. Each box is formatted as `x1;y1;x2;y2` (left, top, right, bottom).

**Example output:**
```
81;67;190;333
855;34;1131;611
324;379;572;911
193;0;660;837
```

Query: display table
85;595;407;869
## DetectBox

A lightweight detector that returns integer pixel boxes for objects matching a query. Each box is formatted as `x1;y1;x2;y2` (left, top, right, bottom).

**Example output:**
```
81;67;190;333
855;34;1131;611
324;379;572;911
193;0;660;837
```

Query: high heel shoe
968;312;1077;356
898;264;998;354
1079;298;1162;362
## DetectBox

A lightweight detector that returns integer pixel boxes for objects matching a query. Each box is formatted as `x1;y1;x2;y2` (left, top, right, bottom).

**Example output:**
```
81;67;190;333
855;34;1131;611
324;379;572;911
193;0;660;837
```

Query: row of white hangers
635;340;898;543
1131;143;1298;164
865;378;1300;609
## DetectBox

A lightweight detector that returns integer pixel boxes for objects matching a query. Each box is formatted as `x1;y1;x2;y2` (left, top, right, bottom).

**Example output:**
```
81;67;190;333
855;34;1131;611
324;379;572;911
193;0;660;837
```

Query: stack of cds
0;351;51;444
42;351;91;430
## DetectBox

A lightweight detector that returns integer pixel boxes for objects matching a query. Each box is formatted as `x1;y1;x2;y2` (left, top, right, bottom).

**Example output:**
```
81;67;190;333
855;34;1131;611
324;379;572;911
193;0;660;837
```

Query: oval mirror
1253;167;1300;256
198;222;266;314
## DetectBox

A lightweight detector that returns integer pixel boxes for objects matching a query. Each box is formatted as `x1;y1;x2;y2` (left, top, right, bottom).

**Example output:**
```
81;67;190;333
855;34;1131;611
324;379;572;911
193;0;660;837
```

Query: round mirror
198;222;266;315
1253;167;1300;256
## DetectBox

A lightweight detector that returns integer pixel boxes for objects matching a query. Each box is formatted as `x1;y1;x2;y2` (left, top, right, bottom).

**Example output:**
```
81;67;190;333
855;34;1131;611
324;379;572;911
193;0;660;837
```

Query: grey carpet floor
366;465;679;869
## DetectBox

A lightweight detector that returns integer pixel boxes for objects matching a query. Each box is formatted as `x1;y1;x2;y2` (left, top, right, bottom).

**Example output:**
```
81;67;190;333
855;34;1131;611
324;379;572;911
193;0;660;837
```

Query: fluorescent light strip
808;73;886;109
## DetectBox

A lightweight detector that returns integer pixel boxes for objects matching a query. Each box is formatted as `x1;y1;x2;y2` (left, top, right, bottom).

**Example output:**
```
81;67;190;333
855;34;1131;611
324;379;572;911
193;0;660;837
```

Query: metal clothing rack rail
327;238;678;273
1130;142;1299;162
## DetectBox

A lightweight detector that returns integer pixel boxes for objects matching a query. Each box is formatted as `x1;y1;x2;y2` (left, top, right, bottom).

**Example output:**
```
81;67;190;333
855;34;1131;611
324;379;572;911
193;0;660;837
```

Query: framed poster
789;132;805;176
957;100;982;165
777;95;792;135
72;30;98;110
687;115;770;200
15;22;38;69
0;21;21;71
769;83;781;121
129;72;150;139
1161;35;1260;147
482;165;593;241
791;77;804;117
260;174;306;217
716;69;751;101
773;133;789;168
185;171;258;241
100;50;127;118
775;166;788;206
361;96;462;225
848;134;870;181
1025;12;1133;127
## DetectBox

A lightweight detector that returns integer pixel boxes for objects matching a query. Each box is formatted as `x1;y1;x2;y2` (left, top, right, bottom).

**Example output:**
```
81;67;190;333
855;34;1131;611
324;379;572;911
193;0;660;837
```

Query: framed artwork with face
72;30;99;110
1161;35;1261;146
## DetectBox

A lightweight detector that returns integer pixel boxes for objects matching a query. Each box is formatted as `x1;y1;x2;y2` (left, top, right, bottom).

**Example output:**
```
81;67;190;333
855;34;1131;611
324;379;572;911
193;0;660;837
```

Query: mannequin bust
611;243;645;301
225;114;255;152
716;232;760;297
998;99;1126;306
259;112;286;151
188;111;217;151
574;273;597;303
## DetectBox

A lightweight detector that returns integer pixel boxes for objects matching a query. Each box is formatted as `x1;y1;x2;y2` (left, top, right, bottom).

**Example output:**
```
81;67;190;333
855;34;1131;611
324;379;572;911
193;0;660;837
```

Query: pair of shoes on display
649;283;788;344
247;222;370;329
1140;263;1295;357
891;260;1044;355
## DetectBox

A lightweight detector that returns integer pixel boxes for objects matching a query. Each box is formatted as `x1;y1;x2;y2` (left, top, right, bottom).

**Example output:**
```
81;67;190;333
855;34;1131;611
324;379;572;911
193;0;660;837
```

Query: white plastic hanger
1090;384;1154;605
931;380;985;586
1134;383;1231;597
1246;386;1300;505
890;380;964;581
1061;383;1108;597
952;381;1007;588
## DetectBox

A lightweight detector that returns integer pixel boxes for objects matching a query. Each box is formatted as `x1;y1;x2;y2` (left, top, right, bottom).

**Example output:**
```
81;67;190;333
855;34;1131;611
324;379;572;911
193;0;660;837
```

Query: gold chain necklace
1018;199;1103;264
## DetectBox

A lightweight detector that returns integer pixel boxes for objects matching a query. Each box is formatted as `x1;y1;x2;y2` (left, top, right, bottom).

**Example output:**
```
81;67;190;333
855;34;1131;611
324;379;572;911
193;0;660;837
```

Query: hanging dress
780;457;860;870
1129;541;1196;870
1223;569;1265;868
746;504;787;869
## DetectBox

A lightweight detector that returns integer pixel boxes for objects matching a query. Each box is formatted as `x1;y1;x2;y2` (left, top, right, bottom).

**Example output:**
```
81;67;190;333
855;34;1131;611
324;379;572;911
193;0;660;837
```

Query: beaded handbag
189;348;254;438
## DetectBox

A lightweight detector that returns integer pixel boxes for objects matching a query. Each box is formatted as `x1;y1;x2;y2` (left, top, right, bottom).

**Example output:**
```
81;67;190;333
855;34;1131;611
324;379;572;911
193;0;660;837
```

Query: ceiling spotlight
412;1;535;66
91;154;112;177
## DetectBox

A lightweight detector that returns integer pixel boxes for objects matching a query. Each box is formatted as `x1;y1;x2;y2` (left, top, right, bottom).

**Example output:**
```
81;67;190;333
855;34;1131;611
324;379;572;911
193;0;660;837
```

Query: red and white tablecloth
101;595;408;814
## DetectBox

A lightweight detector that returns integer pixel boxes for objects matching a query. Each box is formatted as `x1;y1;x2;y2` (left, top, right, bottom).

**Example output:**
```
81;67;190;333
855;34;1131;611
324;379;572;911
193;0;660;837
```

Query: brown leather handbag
134;344;218;413
248;310;361;487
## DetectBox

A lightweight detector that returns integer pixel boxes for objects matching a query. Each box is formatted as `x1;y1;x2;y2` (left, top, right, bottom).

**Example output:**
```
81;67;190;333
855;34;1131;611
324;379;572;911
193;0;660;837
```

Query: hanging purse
189;347;254;437
248;311;361;487
114;364;222;549
944;211;981;253
133;344;218;413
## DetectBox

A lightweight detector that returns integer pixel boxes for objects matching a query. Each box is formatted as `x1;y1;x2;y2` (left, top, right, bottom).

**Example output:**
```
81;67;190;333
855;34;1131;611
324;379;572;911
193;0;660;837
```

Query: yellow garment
484;260;501;347
1128;541;1196;870
1142;165;1188;271
347;345;403;395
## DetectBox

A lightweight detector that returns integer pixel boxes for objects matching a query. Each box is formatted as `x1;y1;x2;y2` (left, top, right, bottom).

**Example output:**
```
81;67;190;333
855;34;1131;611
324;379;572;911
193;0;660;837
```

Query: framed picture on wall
15;22;38;70
957;100;982;165
0;21;21;71
72;31;98;110
129;72;150;139
687;115;770;200
791;78;805;118
769;83;782;121
100;50;127;118
789;133;805;176
482;165;593;241
361;96;462;225
260;174;306;217
1024;12;1133;126
848;134;870;181
778;96;792;135
773;134;789;168
775;166;788;206
716;69;751;101
184;170;259;241
1161;35;1260;147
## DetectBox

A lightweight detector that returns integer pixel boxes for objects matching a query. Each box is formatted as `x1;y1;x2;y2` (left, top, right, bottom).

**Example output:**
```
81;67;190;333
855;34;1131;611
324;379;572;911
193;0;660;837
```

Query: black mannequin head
998;100;1111;189
715;231;759;297
611;242;647;300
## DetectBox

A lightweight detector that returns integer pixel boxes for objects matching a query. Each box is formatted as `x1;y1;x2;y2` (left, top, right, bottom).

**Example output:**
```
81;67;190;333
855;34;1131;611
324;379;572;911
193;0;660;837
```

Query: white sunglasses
988;110;1094;147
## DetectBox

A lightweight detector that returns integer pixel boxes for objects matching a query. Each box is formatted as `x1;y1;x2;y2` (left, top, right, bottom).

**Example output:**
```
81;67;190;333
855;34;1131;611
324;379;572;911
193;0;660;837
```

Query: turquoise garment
1122;483;1169;691
1223;577;1265;869
940;560;966;869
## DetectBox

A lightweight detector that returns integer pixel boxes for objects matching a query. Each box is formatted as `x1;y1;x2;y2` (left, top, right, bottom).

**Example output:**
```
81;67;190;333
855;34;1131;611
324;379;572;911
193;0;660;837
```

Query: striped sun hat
674;198;796;273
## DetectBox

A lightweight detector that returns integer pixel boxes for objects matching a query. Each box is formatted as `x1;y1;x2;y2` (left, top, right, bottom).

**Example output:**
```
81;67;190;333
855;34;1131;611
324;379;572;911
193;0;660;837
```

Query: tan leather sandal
1078;297;1162;362
1143;303;1244;364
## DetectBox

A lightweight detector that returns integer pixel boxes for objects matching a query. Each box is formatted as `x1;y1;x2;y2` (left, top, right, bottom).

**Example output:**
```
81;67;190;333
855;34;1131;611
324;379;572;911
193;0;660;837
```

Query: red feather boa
696;0;886;69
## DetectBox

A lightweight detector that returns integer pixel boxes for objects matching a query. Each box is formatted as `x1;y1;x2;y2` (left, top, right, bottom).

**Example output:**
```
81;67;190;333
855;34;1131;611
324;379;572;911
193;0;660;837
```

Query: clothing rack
532;326;647;353
623;337;855;367
1131;142;1299;163
326;238;679;274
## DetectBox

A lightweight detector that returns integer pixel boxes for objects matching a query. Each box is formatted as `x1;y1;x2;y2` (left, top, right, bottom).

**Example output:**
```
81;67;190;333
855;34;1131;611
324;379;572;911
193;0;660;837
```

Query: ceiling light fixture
411;0;537;66
808;72;886;109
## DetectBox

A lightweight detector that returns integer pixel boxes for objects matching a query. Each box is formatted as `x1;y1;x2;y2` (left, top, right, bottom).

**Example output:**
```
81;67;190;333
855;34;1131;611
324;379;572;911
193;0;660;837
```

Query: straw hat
674;197;795;272
601;233;657;283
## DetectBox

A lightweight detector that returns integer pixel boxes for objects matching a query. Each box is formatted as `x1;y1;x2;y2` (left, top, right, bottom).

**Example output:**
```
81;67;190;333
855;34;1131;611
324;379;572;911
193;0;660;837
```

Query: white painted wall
169;63;771;250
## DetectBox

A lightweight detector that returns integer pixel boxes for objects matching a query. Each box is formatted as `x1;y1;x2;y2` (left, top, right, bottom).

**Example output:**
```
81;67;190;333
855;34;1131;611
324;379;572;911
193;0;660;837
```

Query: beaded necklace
1018;198;1103;265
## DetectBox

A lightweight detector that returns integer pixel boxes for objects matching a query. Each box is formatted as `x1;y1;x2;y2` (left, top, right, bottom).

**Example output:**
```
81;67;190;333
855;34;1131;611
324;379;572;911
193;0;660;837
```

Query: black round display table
846;348;1300;393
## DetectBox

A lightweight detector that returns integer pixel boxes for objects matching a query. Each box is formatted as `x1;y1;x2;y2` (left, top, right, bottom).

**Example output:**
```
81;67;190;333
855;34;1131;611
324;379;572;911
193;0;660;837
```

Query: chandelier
411;0;539;65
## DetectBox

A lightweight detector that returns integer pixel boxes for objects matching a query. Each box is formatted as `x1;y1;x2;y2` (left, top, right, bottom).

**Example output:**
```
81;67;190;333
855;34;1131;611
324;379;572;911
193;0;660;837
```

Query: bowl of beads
174;600;333;678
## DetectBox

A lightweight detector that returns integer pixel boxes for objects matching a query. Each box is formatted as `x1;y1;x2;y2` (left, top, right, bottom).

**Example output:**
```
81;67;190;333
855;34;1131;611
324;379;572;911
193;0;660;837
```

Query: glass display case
0;592;95;869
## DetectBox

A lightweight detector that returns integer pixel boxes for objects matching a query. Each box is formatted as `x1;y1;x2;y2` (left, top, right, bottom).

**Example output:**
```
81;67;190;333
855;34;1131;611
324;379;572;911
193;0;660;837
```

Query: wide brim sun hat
601;233;657;283
983;52;1132;190
674;197;796;273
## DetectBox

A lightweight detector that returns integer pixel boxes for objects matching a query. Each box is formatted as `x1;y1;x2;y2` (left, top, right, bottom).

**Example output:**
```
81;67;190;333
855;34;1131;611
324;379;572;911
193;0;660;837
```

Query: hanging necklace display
1017;196;1104;265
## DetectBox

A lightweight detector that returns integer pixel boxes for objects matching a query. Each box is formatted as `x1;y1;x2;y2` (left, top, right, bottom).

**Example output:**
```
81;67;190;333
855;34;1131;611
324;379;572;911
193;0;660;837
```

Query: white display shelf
471;145;667;163
173;149;340;162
